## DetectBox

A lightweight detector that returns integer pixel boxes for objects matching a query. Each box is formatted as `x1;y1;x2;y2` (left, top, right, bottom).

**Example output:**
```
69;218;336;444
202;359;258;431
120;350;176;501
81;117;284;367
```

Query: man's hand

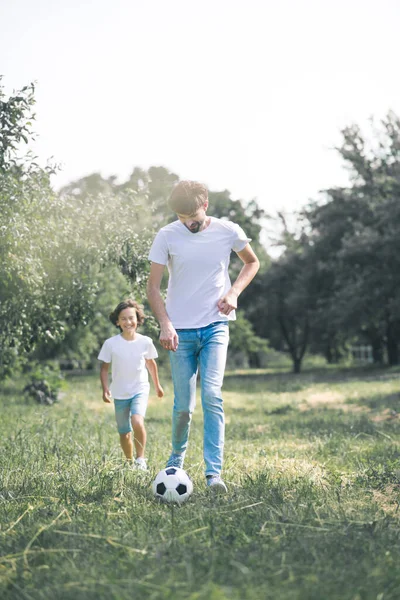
217;290;238;315
160;323;179;352
102;390;112;403
156;385;164;398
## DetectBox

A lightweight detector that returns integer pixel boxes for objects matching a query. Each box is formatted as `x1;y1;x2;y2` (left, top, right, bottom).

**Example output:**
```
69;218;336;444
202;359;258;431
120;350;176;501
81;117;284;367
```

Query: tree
228;311;269;368
60;170;271;350
0;79;151;377
253;211;315;373
0;77;35;171
305;112;400;365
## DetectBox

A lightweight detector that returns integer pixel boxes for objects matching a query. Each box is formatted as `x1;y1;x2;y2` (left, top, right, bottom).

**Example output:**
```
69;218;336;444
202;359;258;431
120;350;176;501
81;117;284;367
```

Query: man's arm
146;262;179;351
217;244;260;315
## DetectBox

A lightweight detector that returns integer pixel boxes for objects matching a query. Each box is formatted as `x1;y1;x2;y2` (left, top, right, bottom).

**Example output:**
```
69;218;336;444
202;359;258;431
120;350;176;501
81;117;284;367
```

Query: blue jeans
169;321;229;476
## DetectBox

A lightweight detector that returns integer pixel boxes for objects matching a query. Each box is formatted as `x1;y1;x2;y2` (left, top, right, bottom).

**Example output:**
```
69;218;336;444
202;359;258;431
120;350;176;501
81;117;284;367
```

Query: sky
1;0;400;216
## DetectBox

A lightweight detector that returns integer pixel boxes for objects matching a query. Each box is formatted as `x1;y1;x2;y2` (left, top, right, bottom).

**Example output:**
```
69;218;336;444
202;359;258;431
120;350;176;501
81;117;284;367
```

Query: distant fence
350;345;373;363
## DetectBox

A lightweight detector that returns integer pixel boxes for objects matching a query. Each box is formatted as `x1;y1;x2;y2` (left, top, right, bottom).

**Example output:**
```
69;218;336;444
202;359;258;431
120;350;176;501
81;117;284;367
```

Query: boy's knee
119;432;131;440
131;414;144;428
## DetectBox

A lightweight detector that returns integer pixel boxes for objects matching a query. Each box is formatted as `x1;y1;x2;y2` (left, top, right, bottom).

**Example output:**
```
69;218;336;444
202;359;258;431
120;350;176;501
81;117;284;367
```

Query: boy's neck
121;331;137;341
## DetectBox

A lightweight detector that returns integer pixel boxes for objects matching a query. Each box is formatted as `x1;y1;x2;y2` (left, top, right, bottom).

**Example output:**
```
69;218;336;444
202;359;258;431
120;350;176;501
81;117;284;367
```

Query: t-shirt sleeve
148;230;169;265
98;339;112;363
145;338;158;360
231;223;252;252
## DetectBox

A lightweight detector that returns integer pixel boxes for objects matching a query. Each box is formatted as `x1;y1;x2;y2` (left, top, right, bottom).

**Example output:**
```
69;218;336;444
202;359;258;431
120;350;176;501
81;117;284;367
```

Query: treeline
1;78;399;377
0;79;268;377
255;113;400;372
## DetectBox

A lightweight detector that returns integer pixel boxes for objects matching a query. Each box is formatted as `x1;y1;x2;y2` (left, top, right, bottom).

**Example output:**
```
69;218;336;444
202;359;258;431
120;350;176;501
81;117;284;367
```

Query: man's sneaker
206;475;227;493
166;452;184;469
134;457;148;471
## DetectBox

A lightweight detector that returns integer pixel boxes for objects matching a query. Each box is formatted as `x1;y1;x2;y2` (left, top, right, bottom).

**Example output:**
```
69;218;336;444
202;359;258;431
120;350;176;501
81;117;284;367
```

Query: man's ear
203;200;209;211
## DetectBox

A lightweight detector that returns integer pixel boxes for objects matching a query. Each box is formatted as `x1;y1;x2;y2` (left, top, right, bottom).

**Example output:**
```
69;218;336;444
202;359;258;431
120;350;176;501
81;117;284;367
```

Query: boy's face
116;307;138;332
176;203;208;234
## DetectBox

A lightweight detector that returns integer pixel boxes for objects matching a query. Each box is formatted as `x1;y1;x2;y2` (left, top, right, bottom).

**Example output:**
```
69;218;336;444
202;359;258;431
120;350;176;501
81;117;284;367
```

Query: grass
1;363;400;599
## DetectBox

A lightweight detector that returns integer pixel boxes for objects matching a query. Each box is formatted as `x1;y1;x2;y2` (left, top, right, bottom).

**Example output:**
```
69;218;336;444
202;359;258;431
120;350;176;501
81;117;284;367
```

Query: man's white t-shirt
148;216;251;329
98;333;158;399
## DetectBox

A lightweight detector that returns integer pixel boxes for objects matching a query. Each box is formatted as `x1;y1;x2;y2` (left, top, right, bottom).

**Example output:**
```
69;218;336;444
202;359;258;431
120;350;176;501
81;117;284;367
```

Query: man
147;180;259;492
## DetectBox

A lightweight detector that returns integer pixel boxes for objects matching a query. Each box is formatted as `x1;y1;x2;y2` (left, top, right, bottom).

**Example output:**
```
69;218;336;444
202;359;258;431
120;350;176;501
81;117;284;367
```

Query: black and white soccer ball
152;467;193;504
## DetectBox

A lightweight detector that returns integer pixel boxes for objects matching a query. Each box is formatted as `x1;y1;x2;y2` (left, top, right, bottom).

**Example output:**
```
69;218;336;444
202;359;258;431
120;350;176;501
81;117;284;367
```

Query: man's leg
167;330;198;467
199;323;229;481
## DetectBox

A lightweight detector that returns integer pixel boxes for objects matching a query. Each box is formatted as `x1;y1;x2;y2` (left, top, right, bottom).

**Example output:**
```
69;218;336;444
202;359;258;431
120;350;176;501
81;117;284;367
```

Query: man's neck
199;216;211;232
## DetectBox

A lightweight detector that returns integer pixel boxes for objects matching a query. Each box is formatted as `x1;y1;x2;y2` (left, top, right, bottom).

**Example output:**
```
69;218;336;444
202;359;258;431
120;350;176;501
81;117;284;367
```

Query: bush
23;363;64;405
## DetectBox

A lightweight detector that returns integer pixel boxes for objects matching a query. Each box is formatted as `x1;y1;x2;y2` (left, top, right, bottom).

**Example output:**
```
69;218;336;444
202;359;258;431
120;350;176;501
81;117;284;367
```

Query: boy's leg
168;330;198;466
119;433;134;460
129;392;149;464
131;414;146;458
199;323;229;478
115;399;134;460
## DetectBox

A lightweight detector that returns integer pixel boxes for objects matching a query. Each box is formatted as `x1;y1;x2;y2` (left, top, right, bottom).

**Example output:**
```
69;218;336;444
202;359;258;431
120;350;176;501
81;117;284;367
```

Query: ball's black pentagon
176;484;187;495
165;467;177;475
156;482;167;495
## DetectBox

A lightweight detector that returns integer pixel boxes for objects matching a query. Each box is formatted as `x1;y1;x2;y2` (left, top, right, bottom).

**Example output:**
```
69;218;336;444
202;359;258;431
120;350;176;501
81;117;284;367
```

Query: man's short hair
168;180;208;215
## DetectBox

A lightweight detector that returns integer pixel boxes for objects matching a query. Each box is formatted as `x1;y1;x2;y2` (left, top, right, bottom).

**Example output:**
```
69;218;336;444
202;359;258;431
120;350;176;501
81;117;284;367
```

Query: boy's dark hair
109;299;145;329
168;180;208;215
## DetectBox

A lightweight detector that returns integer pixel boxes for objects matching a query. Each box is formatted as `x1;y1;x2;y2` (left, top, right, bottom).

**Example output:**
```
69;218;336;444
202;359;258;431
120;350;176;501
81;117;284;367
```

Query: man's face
176;206;208;234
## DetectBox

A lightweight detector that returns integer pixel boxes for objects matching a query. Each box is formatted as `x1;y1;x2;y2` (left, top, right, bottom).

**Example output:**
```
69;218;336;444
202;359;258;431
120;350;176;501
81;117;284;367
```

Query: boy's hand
156;385;164;399
103;390;112;403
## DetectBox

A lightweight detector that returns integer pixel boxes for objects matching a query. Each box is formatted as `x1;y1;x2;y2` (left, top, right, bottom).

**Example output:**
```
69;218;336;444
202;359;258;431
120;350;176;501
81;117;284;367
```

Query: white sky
1;0;400;215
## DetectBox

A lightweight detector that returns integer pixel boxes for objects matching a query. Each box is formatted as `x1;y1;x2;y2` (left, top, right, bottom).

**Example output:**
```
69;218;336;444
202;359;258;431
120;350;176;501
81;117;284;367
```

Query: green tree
0;79;151;377
0;77;35;171
305;112;400;365
263;222;314;373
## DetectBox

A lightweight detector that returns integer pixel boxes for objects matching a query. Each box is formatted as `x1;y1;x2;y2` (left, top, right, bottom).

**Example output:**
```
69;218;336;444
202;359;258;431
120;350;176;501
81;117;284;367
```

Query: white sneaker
134;457;148;471
206;475;227;493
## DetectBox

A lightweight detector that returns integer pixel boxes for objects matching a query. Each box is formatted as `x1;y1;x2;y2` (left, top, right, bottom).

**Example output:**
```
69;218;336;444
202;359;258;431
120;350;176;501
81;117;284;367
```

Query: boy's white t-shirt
148;216;251;329
98;333;158;399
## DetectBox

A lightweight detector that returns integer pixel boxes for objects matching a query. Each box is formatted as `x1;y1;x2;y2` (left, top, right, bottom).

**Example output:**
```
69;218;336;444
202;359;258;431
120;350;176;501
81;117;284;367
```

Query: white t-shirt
98;333;158;399
148;216;251;328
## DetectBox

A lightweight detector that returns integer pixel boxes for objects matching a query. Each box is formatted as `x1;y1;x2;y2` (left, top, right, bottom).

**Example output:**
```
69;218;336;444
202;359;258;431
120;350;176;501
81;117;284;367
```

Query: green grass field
1;363;400;600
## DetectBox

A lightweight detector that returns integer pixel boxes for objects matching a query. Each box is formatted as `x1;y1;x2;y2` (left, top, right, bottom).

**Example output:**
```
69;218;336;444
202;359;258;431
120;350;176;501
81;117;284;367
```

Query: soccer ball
152;467;193;505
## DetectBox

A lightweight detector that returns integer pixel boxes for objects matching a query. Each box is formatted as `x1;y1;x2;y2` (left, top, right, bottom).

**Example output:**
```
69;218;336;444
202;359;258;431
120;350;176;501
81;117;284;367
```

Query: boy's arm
145;359;164;398
100;362;112;403
147;262;179;352
217;244;260;315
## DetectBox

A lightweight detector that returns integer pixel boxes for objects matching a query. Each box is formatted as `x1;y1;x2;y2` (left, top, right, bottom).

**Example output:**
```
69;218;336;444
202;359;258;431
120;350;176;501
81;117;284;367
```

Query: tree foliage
262;111;400;370
59;169;270;366
0;79;152;377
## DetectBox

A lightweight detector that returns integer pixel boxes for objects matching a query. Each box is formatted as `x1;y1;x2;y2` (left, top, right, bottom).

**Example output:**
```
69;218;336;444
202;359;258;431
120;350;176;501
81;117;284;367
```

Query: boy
98;299;164;470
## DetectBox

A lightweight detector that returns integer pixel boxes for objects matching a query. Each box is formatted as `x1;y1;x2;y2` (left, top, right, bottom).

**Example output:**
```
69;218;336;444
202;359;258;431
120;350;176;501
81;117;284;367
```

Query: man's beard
186;221;203;234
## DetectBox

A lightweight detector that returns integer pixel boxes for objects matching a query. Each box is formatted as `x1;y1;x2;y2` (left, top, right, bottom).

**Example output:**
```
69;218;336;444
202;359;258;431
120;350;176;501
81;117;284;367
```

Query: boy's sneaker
206;475;227;493
134;457;148;471
166;452;184;469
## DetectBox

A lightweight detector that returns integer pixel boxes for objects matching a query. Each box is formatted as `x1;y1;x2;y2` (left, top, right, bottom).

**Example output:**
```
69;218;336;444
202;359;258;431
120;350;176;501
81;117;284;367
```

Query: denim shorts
114;391;148;434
